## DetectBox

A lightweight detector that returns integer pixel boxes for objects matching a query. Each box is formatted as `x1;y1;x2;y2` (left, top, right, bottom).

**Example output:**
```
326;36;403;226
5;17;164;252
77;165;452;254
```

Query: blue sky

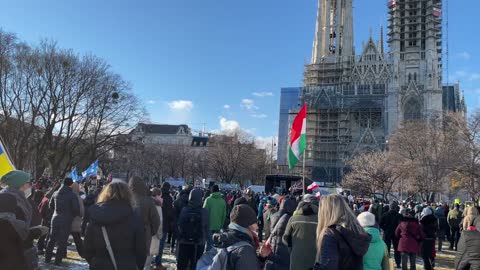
1;0;479;145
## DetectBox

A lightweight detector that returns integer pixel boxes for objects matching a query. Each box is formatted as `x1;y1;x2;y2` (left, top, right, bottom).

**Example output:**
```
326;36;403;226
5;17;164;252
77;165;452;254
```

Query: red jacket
395;216;425;253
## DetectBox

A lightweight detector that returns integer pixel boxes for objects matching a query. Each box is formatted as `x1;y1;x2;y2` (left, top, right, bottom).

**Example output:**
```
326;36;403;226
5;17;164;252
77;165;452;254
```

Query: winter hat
420;207;433;220
357;212;376;227
230;204;257;228
234;197;248;206
389;201;399;211
0;170;30;189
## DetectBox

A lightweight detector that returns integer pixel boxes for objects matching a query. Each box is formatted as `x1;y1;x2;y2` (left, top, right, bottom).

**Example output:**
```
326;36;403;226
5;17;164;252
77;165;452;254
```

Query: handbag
102;226;118;270
382;245;395;270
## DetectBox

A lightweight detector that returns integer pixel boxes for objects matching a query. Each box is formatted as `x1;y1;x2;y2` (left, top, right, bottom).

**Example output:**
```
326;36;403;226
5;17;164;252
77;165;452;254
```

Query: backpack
195;241;252;270
179;207;203;242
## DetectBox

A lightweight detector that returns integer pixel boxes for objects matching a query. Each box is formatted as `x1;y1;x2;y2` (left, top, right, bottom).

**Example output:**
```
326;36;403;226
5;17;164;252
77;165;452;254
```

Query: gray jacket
50;185;80;224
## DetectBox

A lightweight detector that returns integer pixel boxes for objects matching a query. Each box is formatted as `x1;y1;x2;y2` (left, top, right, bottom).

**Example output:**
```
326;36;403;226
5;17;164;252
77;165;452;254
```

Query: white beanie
357;212;376;227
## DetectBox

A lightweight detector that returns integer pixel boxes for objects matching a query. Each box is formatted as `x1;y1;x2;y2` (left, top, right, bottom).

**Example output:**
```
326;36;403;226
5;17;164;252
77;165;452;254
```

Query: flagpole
302;150;306;195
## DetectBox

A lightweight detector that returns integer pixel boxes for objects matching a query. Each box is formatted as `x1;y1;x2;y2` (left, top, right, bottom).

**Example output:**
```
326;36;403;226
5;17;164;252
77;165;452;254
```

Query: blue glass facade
276;87;300;166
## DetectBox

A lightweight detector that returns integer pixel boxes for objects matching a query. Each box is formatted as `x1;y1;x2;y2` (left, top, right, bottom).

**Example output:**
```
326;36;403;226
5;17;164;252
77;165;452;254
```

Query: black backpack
179;207;203;242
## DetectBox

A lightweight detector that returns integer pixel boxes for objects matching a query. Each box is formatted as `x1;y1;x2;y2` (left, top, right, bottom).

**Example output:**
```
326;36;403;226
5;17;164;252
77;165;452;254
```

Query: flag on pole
0;140;15;178
69;167;80;182
82;160;98;178
288;104;307;169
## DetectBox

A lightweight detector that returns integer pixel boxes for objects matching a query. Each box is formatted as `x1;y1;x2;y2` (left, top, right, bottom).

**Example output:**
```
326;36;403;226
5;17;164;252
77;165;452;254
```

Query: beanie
230;204;257;228
233;197;248;206
0;170;30;189
357;211;376;227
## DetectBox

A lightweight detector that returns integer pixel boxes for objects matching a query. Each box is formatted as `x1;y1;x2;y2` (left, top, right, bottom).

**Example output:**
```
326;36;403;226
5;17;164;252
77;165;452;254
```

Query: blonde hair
71;182;80;194
316;194;365;252
97;182;132;205
463;206;479;230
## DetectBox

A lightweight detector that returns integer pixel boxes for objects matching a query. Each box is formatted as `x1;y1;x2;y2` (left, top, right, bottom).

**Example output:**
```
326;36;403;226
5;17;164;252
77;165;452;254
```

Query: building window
404;98;422;121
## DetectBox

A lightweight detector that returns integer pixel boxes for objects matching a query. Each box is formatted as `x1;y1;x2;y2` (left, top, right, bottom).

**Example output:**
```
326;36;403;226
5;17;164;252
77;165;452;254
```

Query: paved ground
38;241;457;270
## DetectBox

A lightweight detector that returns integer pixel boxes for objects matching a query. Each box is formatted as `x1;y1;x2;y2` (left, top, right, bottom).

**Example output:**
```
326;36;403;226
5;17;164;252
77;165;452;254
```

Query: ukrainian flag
0;141;15;178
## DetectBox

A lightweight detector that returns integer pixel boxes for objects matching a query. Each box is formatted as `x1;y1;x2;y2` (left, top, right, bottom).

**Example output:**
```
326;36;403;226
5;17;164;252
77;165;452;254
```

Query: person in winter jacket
84;181;147;270
314;194;371;270
81;187;101;236
0;170;47;270
0;192;29;270
419;207;438;270
71;182;85;258
395;209;425;270
283;195;318;270
245;189;258;215
455;216;480;270
156;182;175;267
369;199;383;224
257;197;268;242
147;188;163;270
37;184;60;254
203;184;226;251
462;206;479;231
357;212;390;270
264;196;296;270
176;188;209;270
172;187;190;254
263;198;278;240
379;201;402;268
212;204;272;270
448;204;463;250
128;176;160;252
45;177;80;265
435;206;448;252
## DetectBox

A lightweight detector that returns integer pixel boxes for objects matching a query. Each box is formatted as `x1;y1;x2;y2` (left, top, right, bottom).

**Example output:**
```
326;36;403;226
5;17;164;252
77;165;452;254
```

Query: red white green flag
288;104;307;169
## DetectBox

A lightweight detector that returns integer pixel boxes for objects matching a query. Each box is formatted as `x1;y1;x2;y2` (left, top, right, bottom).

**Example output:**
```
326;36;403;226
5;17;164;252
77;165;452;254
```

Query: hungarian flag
288;104;307;169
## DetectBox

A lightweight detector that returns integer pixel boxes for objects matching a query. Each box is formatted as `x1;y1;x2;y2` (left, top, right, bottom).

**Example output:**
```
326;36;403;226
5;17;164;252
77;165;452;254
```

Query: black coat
315;225;371;270
49;185;80;225
161;192;175;233
0;219;27;270
380;209;402;238
455;230;480;270
84;200;147;270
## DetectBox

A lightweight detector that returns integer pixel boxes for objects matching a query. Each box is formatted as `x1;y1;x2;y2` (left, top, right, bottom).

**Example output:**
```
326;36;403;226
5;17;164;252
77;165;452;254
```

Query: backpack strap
101;226;118;270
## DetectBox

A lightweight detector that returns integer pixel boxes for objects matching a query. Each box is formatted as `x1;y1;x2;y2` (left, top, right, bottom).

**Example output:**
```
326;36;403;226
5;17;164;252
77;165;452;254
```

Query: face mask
24;187;32;198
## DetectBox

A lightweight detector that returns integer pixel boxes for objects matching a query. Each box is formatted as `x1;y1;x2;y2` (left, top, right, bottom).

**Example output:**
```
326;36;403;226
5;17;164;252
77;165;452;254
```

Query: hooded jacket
203;192;227;231
84;199;147;270
395;216;425;253
161;182;175;233
213;226;261;270
264;197;297;270
362;227;388;270
283;201;318;270
379;205;402;239
128;177;160;250
316;225;372;270
434;207;448;239
177;188;209;245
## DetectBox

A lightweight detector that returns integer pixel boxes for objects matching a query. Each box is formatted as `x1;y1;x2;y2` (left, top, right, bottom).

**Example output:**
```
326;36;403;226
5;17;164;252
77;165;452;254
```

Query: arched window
404;98;422;121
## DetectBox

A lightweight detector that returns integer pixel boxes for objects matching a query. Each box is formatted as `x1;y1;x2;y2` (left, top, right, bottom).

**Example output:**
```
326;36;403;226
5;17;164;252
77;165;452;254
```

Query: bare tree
342;151;399;199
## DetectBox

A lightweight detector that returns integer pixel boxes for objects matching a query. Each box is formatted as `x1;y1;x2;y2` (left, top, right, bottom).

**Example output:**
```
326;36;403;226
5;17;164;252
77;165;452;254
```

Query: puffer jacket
84;199;147;270
264;197;297;270
128;177;160;250
283;201;318;270
203;192;227;231
315;225;372;270
213;226;261;270
363;227;388;270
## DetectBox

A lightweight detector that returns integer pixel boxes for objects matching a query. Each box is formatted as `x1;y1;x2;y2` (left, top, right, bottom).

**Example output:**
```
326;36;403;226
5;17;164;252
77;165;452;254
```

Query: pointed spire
369;27;373;40
380;25;384;54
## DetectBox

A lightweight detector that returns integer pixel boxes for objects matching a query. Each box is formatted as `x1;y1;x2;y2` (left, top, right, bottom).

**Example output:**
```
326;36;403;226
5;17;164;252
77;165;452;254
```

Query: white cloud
451;70;480;81
147;100;156;105
219;117;240;132
223;104;231;110
253;91;274;97
168;100;194;111
241;99;258;111
251;113;268;119
458;51;471;60
255;136;278;157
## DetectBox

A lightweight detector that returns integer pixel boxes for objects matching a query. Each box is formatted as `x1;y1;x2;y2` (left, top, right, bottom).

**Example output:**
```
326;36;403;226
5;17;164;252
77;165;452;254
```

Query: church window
404;98;422;121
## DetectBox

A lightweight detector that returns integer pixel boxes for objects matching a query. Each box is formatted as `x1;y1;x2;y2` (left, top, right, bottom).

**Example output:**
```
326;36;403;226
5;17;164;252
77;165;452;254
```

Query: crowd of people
1;169;480;270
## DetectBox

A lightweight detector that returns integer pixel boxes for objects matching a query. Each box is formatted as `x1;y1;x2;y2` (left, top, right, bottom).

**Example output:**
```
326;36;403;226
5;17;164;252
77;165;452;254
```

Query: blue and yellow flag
0;141;15;178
